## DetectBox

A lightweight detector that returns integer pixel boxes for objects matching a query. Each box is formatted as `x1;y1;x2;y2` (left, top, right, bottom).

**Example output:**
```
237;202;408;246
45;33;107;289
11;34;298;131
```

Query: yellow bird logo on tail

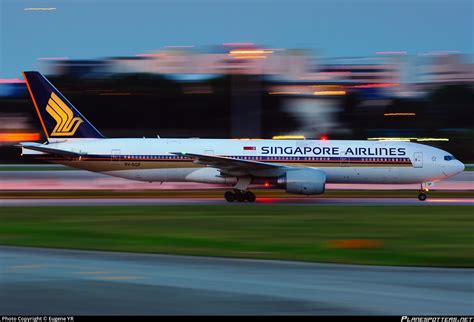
46;92;83;136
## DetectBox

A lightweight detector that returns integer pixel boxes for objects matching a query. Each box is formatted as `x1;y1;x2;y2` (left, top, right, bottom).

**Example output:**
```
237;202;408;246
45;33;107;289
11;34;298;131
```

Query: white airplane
19;71;465;202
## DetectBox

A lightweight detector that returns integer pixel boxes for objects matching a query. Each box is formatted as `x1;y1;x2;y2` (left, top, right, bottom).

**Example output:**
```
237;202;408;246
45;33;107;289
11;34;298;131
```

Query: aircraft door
339;149;351;167
413;152;423;168
111;149;121;163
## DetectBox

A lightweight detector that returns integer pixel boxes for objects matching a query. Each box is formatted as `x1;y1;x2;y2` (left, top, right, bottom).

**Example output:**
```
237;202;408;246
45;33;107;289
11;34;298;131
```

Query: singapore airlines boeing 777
19;72;465;202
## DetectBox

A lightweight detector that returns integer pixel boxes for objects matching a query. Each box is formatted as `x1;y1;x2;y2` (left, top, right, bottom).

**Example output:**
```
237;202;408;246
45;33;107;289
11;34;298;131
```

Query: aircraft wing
19;143;82;157
172;152;287;176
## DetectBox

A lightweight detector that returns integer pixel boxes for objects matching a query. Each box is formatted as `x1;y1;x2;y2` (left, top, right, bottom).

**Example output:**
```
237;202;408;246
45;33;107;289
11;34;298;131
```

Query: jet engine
277;169;326;195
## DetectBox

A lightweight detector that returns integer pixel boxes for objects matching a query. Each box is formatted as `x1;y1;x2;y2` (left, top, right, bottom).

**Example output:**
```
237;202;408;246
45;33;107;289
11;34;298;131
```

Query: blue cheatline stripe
38;154;413;165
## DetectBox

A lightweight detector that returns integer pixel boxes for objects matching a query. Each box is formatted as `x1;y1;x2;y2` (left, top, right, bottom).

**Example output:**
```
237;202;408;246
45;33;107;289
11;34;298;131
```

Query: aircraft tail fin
22;71;104;140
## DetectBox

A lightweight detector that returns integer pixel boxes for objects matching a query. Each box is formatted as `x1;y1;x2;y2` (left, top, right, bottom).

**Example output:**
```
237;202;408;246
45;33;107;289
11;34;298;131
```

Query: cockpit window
444;155;456;161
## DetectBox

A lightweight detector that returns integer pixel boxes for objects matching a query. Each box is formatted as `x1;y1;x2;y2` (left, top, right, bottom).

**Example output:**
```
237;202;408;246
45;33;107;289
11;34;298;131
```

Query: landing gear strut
224;190;256;202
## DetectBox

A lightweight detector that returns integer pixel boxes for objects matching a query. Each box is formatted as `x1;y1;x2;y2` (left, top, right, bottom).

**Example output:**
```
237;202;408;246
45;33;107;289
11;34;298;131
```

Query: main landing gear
225;177;255;202
224;190;256;203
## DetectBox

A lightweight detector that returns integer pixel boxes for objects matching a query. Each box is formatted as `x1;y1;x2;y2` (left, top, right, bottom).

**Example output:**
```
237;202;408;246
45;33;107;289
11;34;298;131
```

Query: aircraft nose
457;160;465;173
442;160;465;177
450;160;465;175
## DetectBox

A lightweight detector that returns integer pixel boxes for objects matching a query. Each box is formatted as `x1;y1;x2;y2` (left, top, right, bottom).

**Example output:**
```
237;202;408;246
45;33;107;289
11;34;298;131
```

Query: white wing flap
171;152;285;176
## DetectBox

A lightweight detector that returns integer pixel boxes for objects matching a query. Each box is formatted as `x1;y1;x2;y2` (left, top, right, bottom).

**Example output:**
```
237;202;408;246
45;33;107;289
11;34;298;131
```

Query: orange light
0;78;25;84
272;135;305;140
0;132;40;142
313;90;346;96
428;199;474;203
228;49;273;59
229;50;273;55
264;182;270;187
384;113;416;116
232;55;267;59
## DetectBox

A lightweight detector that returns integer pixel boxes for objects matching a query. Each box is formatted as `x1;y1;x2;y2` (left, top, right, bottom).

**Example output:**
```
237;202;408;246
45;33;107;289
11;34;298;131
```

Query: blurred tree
339;92;364;138
429;85;474;129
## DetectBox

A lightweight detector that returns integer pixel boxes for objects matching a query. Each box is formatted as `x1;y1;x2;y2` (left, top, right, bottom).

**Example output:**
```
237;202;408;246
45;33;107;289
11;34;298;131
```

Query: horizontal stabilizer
19;143;82;157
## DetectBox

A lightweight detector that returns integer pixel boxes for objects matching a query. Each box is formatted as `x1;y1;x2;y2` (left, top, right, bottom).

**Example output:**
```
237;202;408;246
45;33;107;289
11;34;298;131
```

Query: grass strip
1;205;472;267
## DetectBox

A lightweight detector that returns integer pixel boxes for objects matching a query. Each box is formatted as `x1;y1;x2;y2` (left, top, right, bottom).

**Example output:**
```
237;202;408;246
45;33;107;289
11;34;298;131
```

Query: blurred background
0;0;473;162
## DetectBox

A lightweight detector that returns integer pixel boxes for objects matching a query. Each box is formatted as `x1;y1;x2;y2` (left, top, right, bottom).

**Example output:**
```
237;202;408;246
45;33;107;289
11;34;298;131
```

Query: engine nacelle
277;169;326;195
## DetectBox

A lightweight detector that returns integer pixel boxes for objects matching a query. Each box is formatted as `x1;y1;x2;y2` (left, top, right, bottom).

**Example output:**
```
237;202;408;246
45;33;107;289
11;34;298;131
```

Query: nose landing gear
224;190;256;202
418;183;430;201
418;192;427;201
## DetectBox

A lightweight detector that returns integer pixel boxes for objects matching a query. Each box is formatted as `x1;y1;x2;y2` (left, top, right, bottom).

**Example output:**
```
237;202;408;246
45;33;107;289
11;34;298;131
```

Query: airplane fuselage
20;71;466;201
28;138;465;185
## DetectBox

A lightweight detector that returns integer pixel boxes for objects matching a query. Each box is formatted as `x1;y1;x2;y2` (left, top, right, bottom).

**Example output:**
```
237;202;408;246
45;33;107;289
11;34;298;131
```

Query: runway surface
0;246;472;315
1;197;473;206
1;169;473;191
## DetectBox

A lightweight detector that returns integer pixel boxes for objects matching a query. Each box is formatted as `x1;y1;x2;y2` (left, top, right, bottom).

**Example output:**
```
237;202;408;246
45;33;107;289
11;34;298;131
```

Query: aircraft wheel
224;191;235;202
418;192;427;201
235;191;246;202
246;191;256;202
